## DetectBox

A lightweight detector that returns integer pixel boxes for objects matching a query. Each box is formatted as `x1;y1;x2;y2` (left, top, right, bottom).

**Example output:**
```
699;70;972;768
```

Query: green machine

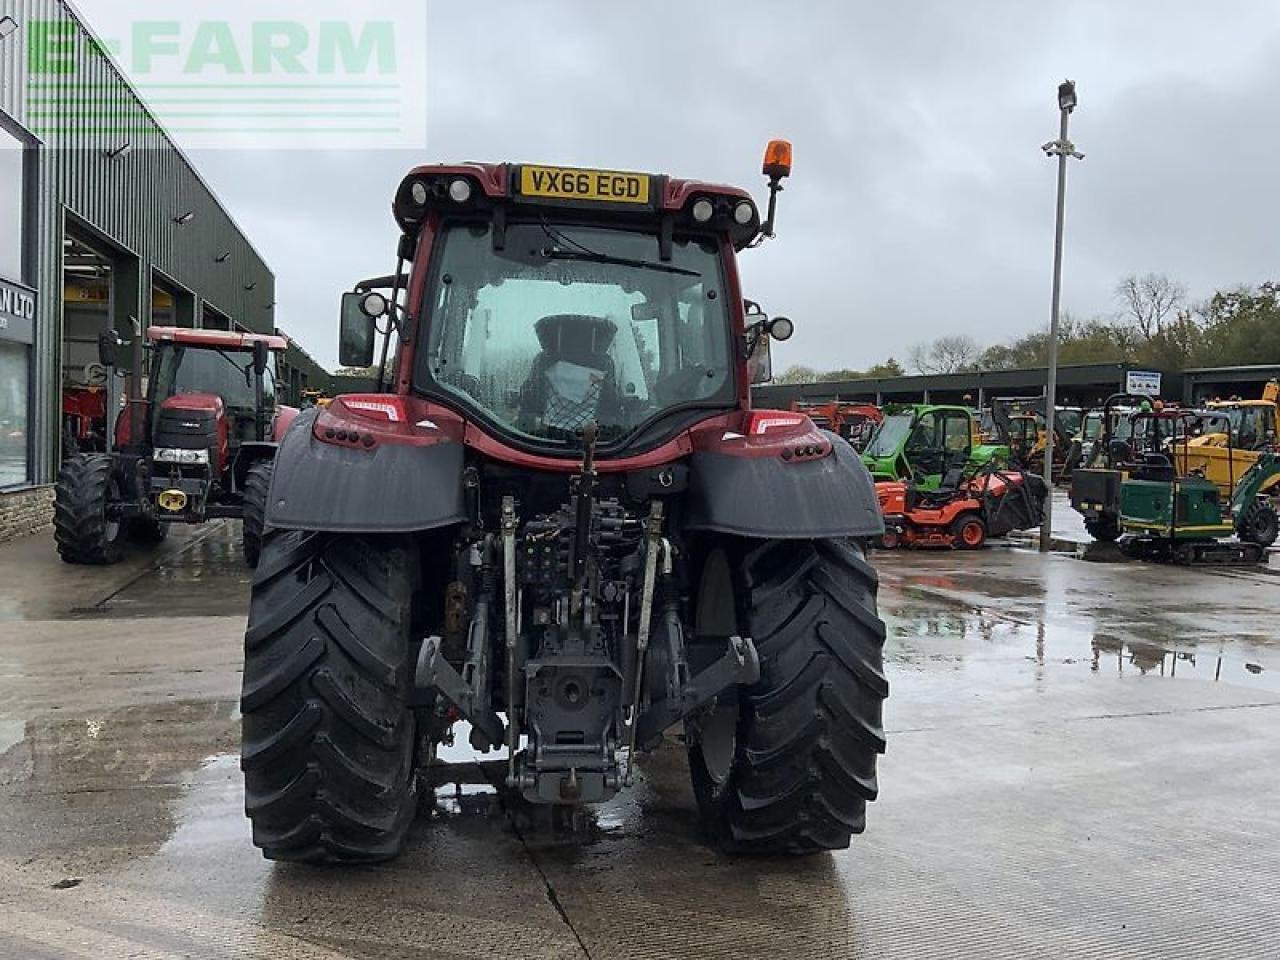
862;404;1008;490
1120;451;1280;564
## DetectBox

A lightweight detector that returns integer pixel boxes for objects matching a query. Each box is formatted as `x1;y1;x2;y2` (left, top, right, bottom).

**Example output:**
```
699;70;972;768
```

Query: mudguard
686;431;884;539
266;409;466;533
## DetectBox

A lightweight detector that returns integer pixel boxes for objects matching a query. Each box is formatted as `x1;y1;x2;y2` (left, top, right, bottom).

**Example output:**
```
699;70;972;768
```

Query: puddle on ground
0;698;240;867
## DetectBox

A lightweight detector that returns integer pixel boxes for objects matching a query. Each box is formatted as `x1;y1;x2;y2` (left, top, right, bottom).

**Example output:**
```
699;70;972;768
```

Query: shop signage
0;276;37;344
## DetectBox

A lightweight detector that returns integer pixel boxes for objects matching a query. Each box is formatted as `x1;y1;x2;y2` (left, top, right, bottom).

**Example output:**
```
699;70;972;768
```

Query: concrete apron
0;525;1277;958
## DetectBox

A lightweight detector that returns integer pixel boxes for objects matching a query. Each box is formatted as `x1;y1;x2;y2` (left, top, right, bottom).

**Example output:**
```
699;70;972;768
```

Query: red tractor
54;327;297;566
241;144;889;864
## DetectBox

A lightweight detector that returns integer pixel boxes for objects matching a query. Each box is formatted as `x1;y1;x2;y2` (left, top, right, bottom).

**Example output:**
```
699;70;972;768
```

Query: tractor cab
1071;394;1186;541
862;403;1005;489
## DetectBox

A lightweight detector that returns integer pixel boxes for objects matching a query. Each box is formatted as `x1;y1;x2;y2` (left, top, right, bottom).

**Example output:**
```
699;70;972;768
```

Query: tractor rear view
240;144;889;864
54;328;295;566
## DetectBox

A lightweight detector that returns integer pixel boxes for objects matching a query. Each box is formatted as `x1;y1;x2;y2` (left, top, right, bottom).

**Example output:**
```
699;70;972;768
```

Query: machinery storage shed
0;0;275;535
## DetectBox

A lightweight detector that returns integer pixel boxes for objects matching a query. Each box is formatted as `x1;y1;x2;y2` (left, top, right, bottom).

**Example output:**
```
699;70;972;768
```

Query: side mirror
748;331;773;386
97;330;120;368
339;292;377;368
252;340;269;377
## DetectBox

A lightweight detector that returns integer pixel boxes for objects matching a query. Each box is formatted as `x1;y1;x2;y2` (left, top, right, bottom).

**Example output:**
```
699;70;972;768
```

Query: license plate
519;165;650;205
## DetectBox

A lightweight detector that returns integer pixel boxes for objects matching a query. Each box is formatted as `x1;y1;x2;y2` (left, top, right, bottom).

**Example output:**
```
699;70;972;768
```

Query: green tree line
776;276;1280;384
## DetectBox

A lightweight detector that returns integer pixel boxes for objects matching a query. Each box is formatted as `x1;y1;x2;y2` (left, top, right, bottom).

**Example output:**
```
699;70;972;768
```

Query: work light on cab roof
391;140;793;250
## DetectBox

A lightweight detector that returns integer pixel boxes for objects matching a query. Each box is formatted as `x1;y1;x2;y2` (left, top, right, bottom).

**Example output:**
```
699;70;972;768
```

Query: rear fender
686;421;882;540
265;404;466;534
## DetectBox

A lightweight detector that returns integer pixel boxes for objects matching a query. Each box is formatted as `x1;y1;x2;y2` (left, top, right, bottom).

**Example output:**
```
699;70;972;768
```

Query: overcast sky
75;0;1280;372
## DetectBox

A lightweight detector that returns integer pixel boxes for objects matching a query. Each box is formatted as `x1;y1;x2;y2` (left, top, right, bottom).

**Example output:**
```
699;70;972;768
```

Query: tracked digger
240;144;889;864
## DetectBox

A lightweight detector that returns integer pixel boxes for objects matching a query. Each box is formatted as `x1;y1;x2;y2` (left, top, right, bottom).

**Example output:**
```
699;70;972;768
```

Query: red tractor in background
241;144;889;865
791;401;883;451
54;326;297;567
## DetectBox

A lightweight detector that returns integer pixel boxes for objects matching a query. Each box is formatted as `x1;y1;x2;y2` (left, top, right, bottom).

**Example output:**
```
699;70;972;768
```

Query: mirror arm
759;177;784;240
376;254;408;391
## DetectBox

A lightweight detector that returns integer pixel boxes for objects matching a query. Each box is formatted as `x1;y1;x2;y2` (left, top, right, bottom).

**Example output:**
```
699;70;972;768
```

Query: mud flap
634;635;760;747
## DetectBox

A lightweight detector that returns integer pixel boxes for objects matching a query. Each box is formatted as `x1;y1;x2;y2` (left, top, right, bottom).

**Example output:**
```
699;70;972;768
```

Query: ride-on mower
54;327;295;567
241;145;889;864
875;465;1048;550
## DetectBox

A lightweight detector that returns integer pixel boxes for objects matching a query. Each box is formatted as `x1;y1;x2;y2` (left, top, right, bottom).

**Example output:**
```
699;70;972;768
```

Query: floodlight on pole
1039;79;1085;553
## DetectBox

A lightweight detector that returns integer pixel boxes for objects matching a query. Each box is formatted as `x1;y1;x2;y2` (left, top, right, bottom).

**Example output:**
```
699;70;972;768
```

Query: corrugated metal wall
0;0;276;483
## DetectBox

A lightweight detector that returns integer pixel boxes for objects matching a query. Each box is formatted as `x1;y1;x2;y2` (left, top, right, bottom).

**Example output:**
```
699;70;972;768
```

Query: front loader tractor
242;144;889;864
54;327;296;567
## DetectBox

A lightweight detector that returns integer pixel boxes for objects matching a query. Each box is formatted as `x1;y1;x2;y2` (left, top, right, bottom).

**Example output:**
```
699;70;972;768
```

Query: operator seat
519;314;622;432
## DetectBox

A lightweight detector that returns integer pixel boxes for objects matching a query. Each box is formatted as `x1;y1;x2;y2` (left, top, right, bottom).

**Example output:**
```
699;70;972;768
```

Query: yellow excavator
1177;380;1280;499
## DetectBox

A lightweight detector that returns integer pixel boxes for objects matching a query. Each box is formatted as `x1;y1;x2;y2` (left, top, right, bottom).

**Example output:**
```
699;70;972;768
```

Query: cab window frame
410;216;741;456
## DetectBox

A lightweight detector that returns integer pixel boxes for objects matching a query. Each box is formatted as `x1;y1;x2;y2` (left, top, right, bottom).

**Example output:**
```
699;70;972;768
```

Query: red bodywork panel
162;393;229;472
317;396;834;472
113;399;150;448
273;405;301;442
62;389;107;441
148;326;289;352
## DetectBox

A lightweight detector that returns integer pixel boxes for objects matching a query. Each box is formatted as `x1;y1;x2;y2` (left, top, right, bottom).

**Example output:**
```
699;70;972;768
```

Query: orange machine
876;467;1048;550
791;401;883;449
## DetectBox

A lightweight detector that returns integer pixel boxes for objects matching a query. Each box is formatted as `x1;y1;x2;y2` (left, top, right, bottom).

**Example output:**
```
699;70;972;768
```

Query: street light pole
1039;80;1084;553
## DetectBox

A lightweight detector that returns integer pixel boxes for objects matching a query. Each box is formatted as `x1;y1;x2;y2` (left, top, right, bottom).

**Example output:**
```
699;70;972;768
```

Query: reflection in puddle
1091;634;1273;690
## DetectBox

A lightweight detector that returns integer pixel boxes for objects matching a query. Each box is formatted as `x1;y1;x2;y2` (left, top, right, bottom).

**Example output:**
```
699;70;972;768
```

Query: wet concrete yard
0;525;1277;958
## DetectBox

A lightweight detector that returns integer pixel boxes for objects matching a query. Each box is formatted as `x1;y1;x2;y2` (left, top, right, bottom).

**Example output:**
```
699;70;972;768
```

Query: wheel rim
961;521;984;547
103;476;120;545
698;705;738;786
694;550;741;789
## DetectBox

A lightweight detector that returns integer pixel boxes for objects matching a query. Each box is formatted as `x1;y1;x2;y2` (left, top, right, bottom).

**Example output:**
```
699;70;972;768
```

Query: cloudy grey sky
76;0;1280;372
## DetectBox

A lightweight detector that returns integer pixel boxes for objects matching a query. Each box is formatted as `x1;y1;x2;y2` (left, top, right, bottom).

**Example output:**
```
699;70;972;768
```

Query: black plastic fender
686;431;884;539
265;409;466;533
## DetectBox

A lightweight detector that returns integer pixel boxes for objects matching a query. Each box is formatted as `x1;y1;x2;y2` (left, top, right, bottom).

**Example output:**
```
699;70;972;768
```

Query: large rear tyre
53;454;124;565
241;460;273;568
240;529;420;864
687;539;887;854
1085;516;1122;543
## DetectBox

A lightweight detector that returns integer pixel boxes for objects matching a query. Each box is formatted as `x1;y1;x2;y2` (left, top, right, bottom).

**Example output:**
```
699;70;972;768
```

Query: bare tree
775;364;821;384
1115;273;1186;340
909;334;980;374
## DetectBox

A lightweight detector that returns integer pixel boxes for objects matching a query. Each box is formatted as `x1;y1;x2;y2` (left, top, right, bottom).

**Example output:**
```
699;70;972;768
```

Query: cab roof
148;326;289;352
393;162;761;249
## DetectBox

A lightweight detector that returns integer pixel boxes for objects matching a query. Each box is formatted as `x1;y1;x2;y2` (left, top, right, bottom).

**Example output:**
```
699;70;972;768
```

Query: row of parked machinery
784;383;1279;561
1069;386;1280;564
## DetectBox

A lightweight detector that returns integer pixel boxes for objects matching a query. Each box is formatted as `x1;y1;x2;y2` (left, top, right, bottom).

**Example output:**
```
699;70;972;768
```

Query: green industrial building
0;1;300;536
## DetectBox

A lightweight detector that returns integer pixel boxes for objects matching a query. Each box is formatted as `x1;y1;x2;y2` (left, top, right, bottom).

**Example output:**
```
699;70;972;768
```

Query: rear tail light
341;396;408;423
745;411;809;436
